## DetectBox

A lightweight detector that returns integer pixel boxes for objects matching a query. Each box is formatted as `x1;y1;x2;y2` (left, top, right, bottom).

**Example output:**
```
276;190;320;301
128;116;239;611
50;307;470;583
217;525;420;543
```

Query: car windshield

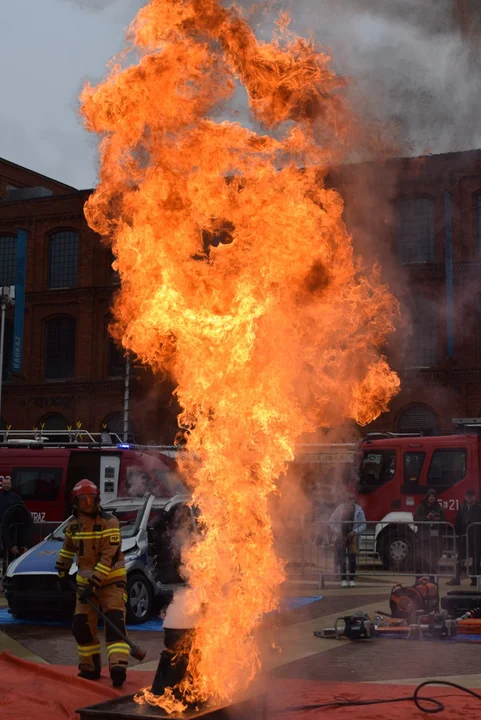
51;502;147;541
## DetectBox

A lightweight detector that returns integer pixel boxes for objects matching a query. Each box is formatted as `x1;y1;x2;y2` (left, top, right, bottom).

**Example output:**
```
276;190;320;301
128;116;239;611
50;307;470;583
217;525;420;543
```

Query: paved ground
2;576;481;688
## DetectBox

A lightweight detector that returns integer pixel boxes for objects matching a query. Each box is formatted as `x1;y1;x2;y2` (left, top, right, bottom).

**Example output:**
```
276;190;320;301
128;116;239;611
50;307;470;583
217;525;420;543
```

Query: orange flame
80;0;400;708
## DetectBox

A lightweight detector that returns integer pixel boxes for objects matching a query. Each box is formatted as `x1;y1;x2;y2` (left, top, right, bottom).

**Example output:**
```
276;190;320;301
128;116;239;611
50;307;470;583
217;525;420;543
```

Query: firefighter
56;479;129;687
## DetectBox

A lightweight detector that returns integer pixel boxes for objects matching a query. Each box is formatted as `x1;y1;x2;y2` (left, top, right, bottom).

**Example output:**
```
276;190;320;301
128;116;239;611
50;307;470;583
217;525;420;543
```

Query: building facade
0;157;177;443
3;149;481;443
337;149;481;436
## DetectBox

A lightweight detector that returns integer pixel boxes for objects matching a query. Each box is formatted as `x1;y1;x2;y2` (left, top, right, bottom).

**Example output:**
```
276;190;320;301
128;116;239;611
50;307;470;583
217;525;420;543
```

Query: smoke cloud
163;587;199;629
287;0;481;156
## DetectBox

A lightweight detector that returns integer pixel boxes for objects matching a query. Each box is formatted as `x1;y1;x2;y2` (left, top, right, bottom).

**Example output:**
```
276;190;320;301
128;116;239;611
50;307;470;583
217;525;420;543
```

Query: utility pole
123;350;130;442
0;286;15;424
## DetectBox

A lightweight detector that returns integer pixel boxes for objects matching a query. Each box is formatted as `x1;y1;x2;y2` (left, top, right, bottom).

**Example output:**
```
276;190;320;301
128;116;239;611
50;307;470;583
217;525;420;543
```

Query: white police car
4;493;195;624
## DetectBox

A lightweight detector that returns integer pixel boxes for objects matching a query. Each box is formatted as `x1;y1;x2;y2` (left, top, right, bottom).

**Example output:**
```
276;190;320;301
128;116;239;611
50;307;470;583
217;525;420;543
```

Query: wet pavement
1;580;481;688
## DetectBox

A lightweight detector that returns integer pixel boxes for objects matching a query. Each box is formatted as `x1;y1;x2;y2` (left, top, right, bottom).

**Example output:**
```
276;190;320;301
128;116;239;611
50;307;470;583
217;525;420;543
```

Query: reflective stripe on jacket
56;510;126;588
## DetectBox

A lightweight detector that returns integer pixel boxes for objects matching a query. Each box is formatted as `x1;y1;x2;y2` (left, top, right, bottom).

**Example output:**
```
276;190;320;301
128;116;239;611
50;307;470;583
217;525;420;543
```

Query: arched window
0;235;17;286
45;316;76;379
48;230;79;289
101;412;134;442
397;197;435;264
2;318;13;381
41;413;69;431
411;296;438;368
396;404;439;436
108;338;126;378
39;413;69;443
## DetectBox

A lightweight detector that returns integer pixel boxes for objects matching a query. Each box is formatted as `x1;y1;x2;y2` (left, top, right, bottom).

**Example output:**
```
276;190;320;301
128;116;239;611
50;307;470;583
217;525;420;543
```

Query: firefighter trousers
72;582;129;674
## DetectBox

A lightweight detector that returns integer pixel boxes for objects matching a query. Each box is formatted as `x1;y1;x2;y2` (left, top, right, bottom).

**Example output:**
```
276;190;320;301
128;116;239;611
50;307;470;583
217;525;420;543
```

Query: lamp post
123;350;130;443
0;285;15;424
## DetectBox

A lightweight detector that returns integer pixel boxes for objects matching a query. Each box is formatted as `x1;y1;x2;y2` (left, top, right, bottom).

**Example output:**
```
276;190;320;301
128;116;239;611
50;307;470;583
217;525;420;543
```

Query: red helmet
72;479;99;515
72;479;99;499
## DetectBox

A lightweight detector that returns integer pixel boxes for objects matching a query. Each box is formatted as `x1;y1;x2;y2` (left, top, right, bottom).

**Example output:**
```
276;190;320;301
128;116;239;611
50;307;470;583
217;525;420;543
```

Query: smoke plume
289;0;481;155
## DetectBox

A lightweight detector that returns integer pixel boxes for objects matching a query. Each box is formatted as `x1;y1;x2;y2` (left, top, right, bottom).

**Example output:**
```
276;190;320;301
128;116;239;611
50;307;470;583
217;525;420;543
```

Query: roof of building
0;156;78;193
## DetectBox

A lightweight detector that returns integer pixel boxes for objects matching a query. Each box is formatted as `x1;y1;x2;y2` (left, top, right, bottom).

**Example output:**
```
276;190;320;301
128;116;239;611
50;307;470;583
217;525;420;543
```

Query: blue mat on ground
0;595;322;631
0;607;163;631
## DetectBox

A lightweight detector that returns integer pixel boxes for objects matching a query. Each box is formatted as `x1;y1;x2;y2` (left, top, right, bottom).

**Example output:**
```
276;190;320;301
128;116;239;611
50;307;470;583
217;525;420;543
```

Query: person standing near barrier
414;489;445;579
56;479;129;687
0;478;22;523
0;478;24;580
329;493;366;588
448;489;481;587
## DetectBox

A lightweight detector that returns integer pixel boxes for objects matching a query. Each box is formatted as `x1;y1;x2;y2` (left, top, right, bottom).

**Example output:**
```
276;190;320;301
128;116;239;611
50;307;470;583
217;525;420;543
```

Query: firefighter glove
78;584;96;603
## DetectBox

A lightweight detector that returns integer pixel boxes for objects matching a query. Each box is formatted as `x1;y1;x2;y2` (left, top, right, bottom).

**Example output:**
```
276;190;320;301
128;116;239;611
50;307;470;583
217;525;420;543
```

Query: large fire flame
81;0;400;709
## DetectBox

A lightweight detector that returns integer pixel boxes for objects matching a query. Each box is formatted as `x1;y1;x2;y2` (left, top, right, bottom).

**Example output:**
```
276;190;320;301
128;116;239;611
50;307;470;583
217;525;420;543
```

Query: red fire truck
0;430;183;523
357;419;481;567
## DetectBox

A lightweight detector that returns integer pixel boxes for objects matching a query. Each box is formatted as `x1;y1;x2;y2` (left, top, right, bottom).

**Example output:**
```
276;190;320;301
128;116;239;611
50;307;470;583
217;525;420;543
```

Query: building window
101;412;134;442
49;230;79;289
396;404;439;436
108;338;126;378
45;316;76;379
39;413;70;443
411;296;438;368
397;197;435;264
0;235;17;286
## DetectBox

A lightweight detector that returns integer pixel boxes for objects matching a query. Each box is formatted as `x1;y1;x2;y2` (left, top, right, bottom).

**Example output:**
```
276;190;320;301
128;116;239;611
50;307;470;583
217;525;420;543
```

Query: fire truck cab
357;419;481;566
0;429;182;524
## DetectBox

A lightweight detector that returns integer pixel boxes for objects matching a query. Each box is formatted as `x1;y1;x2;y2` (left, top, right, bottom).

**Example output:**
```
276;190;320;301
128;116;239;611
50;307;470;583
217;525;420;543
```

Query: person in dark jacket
414;489;446;578
0;478;22;523
448;489;481;586
0;478;24;579
414;489;445;524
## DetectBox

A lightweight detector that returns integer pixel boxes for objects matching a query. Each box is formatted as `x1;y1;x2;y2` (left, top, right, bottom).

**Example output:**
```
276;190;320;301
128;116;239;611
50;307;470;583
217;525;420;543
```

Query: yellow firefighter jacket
56;510;126;588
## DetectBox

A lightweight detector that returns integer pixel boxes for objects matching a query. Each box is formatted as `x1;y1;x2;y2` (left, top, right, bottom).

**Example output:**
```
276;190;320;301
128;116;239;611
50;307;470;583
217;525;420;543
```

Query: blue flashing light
118;443;131;449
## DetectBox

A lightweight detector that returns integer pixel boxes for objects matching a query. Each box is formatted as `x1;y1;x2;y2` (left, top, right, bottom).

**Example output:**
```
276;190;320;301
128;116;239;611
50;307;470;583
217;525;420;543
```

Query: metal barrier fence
461;523;481;590
1;521;63;577
284;519;458;587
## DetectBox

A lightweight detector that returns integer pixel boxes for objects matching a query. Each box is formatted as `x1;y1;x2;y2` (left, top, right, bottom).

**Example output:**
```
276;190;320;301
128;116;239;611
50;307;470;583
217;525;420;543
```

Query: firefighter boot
110;664;127;688
100;584;129;688
78;653;101;681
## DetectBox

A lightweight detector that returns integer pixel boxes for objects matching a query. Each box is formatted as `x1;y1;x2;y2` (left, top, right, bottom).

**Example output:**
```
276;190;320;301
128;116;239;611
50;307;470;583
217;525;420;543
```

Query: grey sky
1;1;480;189
0;0;139;188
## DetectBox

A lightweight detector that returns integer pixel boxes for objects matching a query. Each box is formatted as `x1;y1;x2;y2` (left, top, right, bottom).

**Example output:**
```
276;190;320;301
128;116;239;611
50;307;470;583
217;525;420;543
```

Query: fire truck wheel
126;573;153;624
377;526;415;572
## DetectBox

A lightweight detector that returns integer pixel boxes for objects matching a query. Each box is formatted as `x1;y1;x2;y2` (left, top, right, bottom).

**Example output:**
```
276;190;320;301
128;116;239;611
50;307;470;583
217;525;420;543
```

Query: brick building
0;157;177;443
3;150;481;443
337;149;481;437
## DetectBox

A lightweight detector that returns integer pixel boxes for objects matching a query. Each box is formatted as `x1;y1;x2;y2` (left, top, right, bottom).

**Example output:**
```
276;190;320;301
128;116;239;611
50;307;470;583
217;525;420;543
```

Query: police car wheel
126;573;153;624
